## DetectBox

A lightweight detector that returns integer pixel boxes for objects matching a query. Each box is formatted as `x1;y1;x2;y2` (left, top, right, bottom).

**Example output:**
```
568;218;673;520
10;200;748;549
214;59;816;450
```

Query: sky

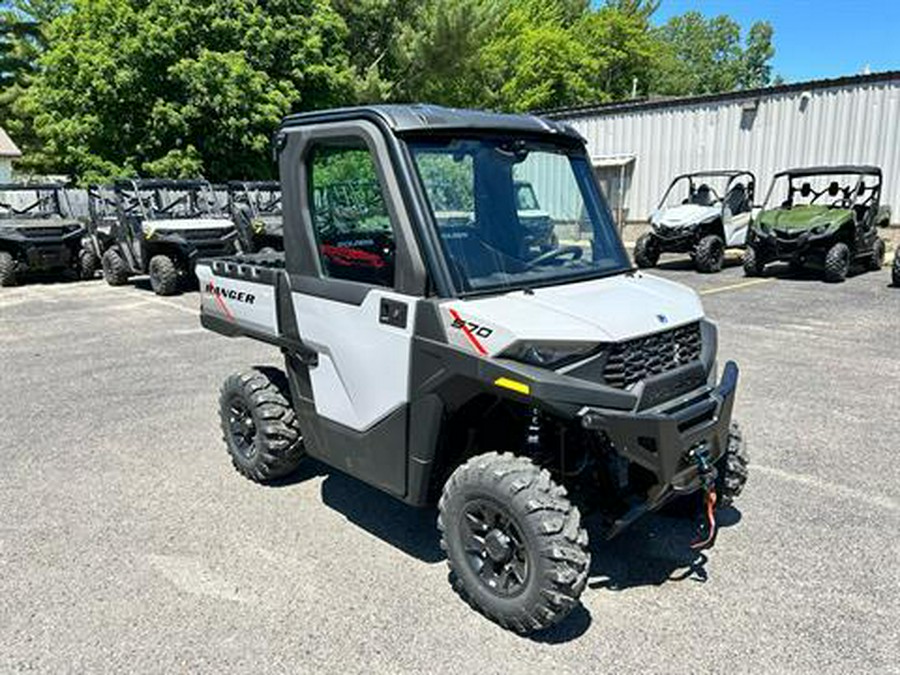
652;0;900;83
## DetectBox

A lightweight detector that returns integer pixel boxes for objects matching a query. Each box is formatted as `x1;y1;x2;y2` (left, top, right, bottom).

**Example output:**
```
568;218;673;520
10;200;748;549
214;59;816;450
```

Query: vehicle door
280;121;428;496
723;175;753;247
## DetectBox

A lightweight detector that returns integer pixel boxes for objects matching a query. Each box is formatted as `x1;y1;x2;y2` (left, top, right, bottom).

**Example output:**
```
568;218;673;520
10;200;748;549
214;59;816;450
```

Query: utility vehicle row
635;166;892;283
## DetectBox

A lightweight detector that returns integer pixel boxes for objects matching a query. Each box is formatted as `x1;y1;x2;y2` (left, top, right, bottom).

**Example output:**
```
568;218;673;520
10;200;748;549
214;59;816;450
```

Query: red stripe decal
212;291;234;321
449;308;488;356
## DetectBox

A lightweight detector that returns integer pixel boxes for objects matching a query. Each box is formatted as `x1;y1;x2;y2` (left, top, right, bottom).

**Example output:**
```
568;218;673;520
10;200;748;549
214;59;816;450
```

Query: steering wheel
526;245;583;269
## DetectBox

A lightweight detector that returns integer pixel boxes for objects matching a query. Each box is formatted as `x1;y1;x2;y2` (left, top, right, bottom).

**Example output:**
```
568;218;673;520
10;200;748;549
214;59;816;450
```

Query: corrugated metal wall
554;75;900;225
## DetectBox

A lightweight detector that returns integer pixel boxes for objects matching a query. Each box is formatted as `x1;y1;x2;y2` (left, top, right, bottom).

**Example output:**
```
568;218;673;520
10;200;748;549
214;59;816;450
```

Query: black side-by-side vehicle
0;183;94;286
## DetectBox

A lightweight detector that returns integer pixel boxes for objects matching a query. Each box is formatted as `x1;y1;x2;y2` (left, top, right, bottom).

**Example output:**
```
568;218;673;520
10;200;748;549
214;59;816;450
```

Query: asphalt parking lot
1;258;898;674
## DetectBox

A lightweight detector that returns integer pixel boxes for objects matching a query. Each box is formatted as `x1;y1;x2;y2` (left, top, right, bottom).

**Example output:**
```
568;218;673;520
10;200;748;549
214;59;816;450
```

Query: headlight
501;341;600;369
811;224;827;235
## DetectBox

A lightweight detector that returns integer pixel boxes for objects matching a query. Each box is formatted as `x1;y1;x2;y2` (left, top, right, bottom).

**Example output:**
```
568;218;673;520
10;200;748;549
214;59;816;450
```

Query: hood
0;217;82;230
440;272;704;356
651;203;720;229
144;217;234;232
756;205;851;232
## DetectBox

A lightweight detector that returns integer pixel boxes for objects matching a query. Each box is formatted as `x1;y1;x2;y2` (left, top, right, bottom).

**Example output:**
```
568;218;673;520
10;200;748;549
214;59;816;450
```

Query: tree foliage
651;11;775;95
2;0;777;183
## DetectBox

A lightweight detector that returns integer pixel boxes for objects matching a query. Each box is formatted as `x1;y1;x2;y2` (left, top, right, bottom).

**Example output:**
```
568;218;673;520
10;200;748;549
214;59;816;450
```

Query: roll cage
657;171;756;214
113;178;222;221
762;166;883;212
227;180;282;218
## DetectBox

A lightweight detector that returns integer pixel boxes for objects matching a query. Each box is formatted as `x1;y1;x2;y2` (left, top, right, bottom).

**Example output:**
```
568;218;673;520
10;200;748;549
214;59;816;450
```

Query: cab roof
777;165;882;178
281;104;583;142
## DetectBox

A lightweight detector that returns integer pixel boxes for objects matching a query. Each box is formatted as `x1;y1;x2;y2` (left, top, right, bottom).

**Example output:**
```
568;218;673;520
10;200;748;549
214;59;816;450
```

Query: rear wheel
219;368;305;482
0;251;16;286
438;452;590;634
78;247;99;280
742;245;764;277
633;233;660;268
867;238;885;271
824;242;850;283
695;234;725;273
101;249;130;286
148;254;179;295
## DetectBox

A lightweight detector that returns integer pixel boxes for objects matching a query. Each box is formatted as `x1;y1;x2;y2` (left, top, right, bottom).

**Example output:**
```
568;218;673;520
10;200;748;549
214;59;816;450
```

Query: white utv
635;171;755;273
101;178;238;295
197;106;748;634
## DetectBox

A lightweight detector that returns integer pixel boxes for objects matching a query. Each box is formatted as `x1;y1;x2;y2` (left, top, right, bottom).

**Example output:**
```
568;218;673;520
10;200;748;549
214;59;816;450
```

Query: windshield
119;183;222;219
0;187;66;219
409;138;630;294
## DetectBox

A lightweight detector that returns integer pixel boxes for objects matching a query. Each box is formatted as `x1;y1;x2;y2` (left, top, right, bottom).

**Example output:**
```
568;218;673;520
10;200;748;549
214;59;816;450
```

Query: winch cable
691;490;717;550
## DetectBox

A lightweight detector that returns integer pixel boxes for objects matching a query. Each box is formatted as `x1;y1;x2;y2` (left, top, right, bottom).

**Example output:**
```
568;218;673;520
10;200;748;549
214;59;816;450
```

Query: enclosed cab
0;183;94;286
197;105;748;634
228;180;283;253
744;166;889;282
101;178;238;295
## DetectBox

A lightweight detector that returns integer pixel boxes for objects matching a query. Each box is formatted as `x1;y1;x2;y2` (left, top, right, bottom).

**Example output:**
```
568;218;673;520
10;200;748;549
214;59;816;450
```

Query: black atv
744;166;889;283
0;183;95;286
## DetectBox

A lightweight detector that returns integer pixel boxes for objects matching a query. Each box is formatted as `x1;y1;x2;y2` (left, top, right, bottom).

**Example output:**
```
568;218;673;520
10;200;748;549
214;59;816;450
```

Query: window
409;137;630;294
308;141;396;287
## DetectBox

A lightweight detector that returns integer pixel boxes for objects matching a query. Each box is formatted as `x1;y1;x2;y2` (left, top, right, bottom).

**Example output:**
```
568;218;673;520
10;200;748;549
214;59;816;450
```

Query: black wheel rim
459;499;530;597
227;396;257;460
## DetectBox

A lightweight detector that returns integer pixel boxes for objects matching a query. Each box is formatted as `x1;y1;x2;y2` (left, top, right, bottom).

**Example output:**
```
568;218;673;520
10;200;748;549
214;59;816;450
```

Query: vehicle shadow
586;506;742;591
652;254;744;272
272;461;741;643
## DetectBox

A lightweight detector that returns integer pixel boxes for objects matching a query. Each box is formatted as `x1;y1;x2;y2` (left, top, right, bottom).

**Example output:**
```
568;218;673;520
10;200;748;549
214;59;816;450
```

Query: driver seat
724;183;748;214
691;184;714;207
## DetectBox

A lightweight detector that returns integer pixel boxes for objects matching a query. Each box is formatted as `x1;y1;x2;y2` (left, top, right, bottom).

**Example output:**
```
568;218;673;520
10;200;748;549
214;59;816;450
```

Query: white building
544;70;900;228
0;126;22;181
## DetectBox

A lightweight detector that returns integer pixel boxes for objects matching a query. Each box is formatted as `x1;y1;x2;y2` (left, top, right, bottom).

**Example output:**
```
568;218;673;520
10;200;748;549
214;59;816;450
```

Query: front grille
603;322;702;389
183;228;231;240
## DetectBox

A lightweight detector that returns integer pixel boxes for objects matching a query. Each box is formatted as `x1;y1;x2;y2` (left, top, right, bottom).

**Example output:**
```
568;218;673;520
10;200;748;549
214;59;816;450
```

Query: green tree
19;0;355;182
650;11;775;96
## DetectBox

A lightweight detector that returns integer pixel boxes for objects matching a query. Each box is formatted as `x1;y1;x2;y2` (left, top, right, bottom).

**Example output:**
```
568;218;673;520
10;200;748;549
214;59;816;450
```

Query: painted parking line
700;278;775;296
753;463;898;512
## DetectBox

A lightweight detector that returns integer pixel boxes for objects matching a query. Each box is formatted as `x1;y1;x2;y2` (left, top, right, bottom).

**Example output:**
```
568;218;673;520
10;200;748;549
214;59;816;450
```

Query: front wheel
438;452;590;634
716;422;748;508
0;250;16;286
695;234;725;273
633;232;660;268
743;245;764;277
78;247;99;280
101;249;130;286
824;241;850;283
148;254;179;295
893;250;900;287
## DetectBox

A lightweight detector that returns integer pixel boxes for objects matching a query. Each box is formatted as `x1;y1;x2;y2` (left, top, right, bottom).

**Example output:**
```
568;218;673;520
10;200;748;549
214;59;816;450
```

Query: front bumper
580;360;738;504
752;229;832;261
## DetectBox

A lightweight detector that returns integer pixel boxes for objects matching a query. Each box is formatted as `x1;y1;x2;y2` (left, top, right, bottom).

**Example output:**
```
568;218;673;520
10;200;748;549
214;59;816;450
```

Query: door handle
379;298;408;328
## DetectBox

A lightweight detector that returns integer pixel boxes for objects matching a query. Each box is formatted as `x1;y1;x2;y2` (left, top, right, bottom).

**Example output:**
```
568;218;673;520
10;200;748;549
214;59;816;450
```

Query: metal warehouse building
544;70;900;229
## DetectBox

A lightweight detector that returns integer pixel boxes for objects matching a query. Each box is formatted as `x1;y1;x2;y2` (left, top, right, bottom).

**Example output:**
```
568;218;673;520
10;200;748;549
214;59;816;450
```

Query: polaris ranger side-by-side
744;166;889;282
228;180;284;253
0;183;94;286
101;178;239;295
634;170;756;273
198;106;748;634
